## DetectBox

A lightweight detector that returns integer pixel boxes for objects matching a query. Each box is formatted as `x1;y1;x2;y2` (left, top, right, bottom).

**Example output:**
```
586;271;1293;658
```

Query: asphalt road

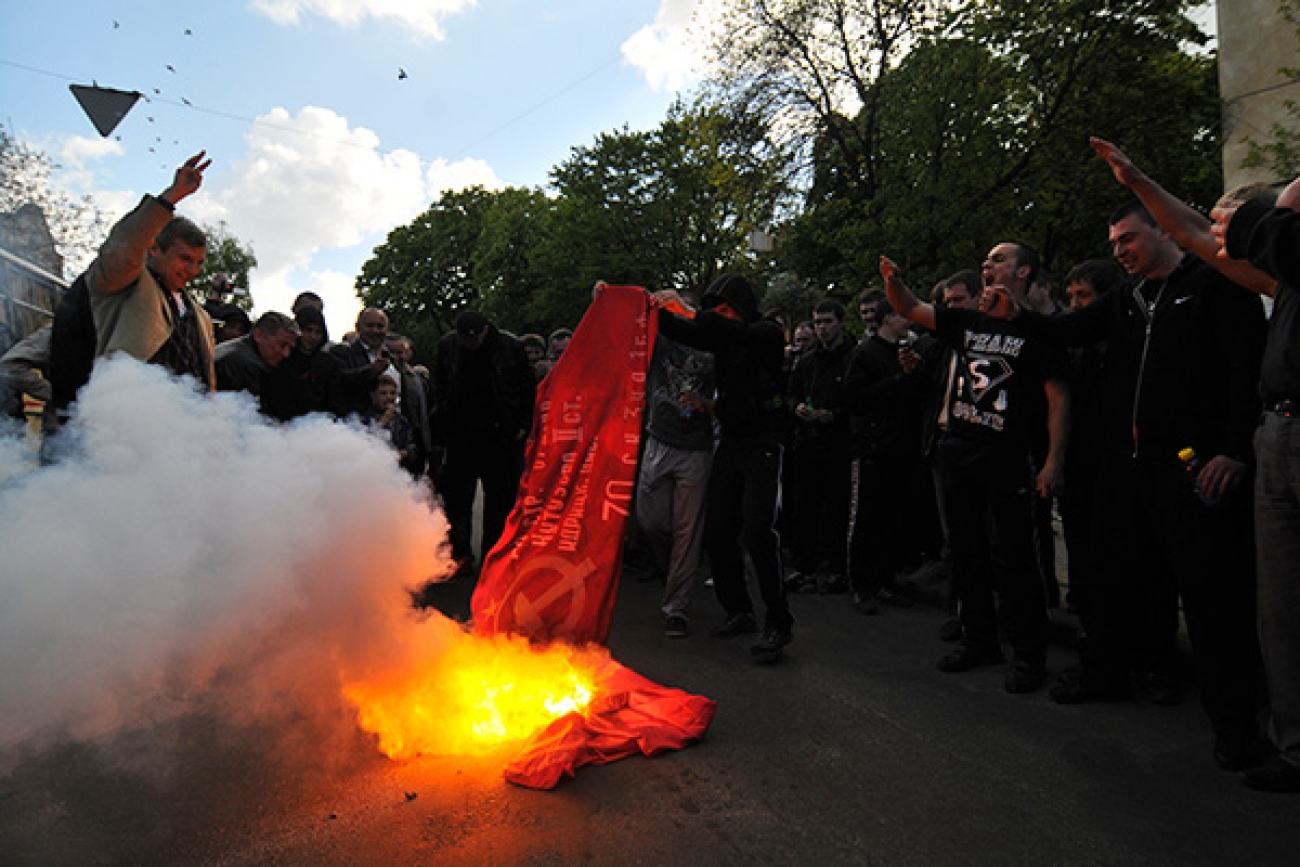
3;565;1297;866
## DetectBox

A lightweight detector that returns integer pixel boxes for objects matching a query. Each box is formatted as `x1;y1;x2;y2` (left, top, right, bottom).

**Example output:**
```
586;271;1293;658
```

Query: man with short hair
843;298;928;614
882;248;1067;695
434;309;537;577
785;298;854;593
215;311;300;406
997;200;1267;772
50;153;216;417
332;307;397;416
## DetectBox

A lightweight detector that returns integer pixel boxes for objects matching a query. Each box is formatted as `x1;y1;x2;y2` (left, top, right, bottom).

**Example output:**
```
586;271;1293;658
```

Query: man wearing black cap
434;309;536;577
653;275;794;663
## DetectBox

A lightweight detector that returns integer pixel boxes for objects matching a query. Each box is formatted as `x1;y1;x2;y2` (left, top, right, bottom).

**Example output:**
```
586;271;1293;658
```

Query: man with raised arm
50;153;217;415
880;254;1066;694
1213;176;1300;793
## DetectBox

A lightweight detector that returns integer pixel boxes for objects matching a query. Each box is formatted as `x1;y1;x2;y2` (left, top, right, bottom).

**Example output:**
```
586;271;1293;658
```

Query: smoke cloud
0;358;458;760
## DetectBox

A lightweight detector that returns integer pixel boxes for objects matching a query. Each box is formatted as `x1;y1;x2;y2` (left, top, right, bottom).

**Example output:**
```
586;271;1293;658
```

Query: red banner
471;284;657;645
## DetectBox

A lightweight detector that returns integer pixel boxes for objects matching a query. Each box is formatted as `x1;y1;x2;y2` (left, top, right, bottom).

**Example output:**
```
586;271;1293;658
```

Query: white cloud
184;106;428;331
252;0;478;41
621;0;726;92
60;135;124;167
424;156;506;196
193;105;428;280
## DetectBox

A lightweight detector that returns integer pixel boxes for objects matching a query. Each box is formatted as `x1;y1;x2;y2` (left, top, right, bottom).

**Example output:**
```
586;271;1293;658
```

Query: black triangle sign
70;84;143;137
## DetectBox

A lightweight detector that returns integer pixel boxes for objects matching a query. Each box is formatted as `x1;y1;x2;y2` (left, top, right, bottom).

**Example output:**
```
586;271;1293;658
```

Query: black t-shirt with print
934;307;1063;452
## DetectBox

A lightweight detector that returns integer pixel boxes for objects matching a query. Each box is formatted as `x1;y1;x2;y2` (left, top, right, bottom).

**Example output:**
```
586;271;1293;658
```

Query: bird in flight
166;64;176;73
398;68;409;80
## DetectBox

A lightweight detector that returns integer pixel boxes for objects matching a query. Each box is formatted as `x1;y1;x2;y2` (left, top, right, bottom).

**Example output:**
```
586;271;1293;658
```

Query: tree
356;187;497;358
711;0;1221;295
355;105;793;349
193;221;258;309
0;128;109;279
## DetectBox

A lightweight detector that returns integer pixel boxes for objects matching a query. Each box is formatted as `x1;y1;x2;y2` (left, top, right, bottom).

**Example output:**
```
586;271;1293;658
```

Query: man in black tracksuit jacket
1006;201;1267;771
655;274;793;662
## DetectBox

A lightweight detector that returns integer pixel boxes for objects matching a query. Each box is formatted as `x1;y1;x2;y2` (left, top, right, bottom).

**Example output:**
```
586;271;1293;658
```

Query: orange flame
342;629;605;759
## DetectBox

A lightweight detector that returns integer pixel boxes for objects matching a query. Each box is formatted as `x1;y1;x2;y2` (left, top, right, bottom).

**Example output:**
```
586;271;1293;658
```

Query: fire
342;629;605;760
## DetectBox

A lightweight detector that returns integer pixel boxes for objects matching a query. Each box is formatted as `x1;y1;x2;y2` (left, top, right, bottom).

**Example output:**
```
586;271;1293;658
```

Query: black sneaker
783;571;816;593
1004;661;1046;694
852;592;880;615
938;618;964;643
1048;665;1132;704
937;642;1004;673
664;614;689;638
1132;670;1184;706
1214;731;1264;772
750;628;792;663
819;574;849;594
1242;757;1300;793
876;585;914;608
711;612;758;638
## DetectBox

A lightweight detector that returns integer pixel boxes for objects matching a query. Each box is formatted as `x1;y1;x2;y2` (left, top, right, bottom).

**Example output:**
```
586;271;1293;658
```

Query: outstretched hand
163;151;211;205
879;255;900;284
1089;137;1144;188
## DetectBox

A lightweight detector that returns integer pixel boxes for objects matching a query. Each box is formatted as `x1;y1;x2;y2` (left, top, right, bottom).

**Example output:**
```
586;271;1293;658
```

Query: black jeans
441;438;524;563
705;438;792;633
1087;453;1260;736
934;435;1047;665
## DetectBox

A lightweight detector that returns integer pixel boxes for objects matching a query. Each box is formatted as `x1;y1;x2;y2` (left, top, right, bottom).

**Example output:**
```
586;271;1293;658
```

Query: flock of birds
100;18;410;164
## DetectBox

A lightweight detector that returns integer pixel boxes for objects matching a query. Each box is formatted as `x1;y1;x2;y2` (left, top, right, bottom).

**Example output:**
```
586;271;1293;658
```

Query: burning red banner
472;284;652;644
469;284;716;789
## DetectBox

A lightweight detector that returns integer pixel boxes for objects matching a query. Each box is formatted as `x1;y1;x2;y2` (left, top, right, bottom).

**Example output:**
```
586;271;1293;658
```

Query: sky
1;0;724;337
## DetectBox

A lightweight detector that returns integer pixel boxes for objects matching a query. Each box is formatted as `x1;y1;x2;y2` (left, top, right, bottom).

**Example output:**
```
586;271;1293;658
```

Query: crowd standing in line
9;145;1300;795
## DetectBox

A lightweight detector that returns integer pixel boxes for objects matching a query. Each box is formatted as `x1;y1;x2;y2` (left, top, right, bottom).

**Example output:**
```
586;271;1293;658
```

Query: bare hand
1209;200;1241;259
1036;460;1063;499
163;151;210;204
1089;137;1144;188
1198;455;1246;500
979;284;1018;320
899;345;920;374
879;255;900;284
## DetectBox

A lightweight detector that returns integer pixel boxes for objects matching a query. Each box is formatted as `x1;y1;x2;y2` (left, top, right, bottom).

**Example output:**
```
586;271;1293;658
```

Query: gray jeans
1256;411;1300;769
636;436;712;617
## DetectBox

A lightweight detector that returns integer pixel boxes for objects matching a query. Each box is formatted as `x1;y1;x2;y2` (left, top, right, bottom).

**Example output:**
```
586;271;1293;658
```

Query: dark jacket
788;334;853;451
214;334;270;396
842;334;925;459
330;339;384;416
1015;255;1266;462
433;325;535;447
657;276;787;447
1225;198;1300;406
263;344;347;421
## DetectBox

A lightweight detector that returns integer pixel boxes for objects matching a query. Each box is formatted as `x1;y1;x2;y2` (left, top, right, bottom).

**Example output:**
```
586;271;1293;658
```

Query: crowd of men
631;142;1300;796
4;143;1298;795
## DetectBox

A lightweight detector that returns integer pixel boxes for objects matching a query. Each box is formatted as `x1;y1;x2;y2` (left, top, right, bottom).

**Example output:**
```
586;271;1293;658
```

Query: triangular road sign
69;84;142;137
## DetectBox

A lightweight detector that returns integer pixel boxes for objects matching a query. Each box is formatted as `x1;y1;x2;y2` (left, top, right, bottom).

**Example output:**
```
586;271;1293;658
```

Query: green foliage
192;221;257;309
355;104;790;354
729;0;1221;294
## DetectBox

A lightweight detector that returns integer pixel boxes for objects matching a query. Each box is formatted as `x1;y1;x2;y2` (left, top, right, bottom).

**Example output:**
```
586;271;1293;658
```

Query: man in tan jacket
50;152;216;414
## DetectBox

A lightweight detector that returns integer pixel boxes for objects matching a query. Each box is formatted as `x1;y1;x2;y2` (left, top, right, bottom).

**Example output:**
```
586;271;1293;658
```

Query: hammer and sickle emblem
508;554;598;638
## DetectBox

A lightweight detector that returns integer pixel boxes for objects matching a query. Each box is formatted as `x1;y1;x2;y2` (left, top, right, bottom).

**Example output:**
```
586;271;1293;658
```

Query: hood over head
701;273;760;322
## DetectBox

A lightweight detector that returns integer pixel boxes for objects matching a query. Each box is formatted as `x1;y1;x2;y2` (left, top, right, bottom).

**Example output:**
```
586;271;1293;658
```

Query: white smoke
0;358;458;755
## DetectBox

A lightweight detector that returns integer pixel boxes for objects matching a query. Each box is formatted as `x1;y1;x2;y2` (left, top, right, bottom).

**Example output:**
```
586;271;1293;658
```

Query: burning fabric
347;284;716;788
0;285;712;793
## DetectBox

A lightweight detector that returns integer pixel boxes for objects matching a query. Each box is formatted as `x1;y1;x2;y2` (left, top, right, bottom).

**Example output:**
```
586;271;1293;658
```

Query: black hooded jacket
657;274;788;446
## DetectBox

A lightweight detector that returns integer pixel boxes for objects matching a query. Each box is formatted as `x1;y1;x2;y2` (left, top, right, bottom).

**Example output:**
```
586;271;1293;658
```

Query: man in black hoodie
654;275;793;662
